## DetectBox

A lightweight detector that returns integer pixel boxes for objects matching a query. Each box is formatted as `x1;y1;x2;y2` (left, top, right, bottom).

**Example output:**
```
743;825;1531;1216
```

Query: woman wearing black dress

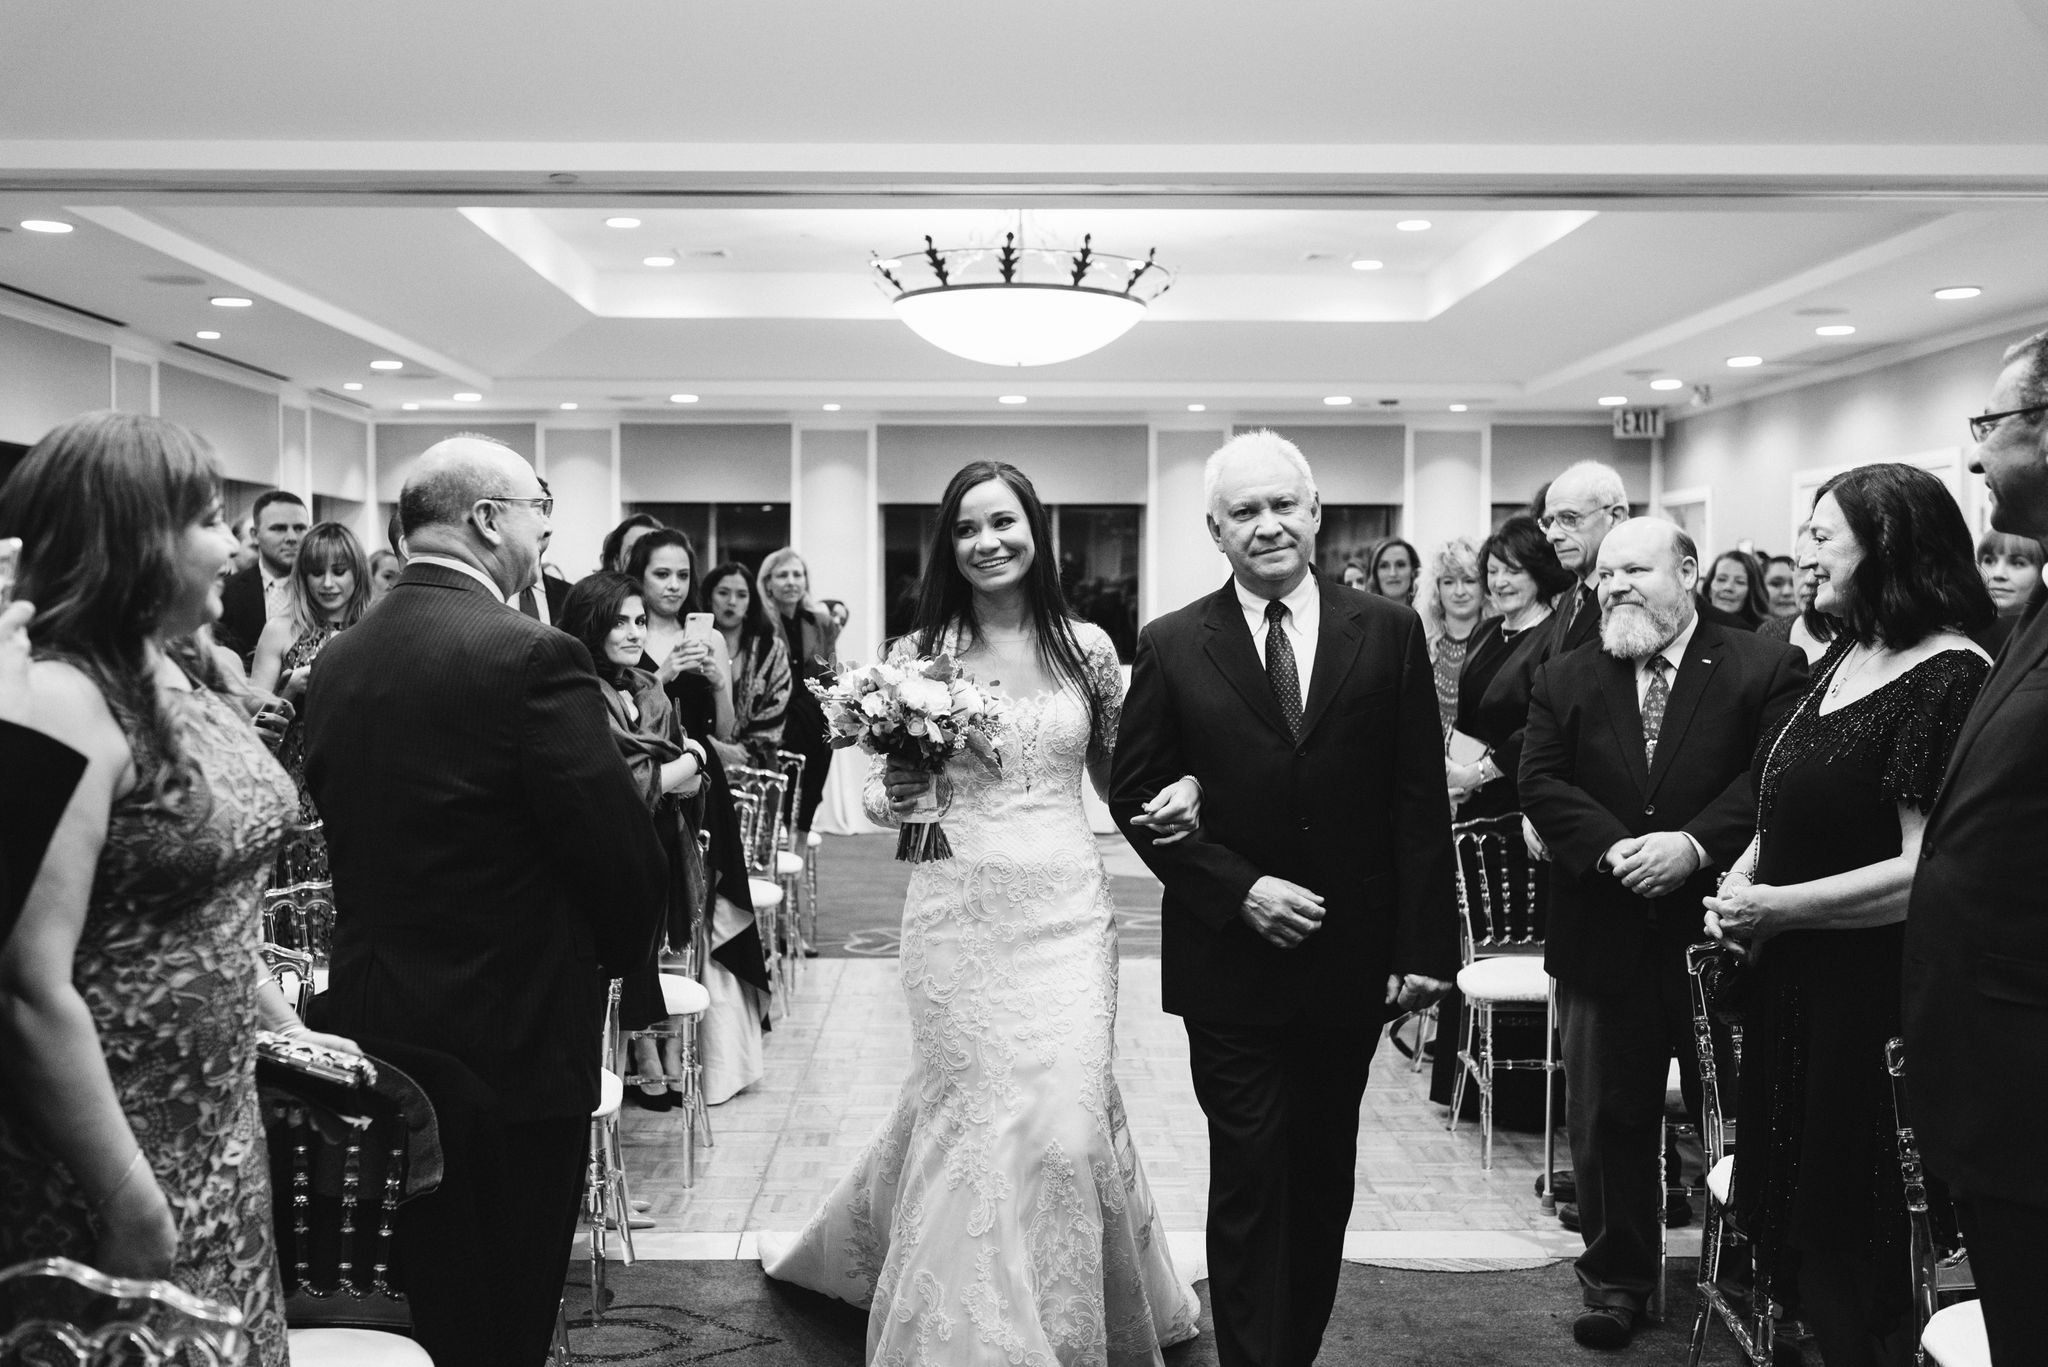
1706;463;1992;1367
1447;516;1578;819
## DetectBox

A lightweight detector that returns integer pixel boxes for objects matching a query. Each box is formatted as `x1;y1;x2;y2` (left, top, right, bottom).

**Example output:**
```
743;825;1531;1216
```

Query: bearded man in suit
1520;517;1806;1350
304;436;666;1365
1906;326;2048;1366
1111;429;1458;1367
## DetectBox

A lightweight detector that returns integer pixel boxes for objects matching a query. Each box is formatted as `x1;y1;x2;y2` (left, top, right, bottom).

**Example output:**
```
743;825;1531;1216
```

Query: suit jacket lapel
1645;627;1721;799
1200;582;1295;743
1597;654;1651;796
1295;585;1366;745
1940;590;2048;798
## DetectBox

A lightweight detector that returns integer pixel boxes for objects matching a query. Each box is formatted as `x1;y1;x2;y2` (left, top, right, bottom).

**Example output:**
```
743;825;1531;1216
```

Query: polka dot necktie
1265;600;1303;739
1642;655;1671;765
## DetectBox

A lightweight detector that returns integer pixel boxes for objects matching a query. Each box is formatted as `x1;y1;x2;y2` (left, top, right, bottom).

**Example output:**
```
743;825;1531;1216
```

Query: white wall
875;425;1147;505
0;313;111;445
1664;327;2037;554
540;426;614;578
621;423;790;503
159;364;281;487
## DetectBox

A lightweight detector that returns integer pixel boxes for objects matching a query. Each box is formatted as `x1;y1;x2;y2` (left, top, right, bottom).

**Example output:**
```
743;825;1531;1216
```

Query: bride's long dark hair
907;461;1099;725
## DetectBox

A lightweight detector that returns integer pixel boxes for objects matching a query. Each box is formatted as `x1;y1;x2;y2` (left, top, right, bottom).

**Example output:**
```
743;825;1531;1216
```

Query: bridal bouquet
812;653;1006;863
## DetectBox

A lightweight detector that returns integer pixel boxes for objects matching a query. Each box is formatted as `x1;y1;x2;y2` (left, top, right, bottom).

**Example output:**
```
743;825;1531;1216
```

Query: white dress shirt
1235;572;1319;713
408;553;507;604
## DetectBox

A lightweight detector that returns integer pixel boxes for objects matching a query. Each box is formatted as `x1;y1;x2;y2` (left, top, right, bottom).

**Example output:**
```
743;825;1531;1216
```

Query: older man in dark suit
1112;429;1458;1367
305;436;666;1366
1522;517;1806;1350
1906;326;2048;1366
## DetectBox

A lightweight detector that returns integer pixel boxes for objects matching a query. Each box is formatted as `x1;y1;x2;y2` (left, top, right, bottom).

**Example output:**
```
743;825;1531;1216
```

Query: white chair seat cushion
593;1068;622;1120
1706;1153;1734;1205
806;831;822;849
748;878;784;909
1920;1299;1989;1367
288;1327;435;1367
775;851;805;876
657;973;710;1017
1455;955;1550;1004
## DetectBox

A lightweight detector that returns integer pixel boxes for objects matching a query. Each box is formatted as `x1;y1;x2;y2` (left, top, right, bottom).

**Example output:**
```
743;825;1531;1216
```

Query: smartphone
0;537;18;607
683;612;716;641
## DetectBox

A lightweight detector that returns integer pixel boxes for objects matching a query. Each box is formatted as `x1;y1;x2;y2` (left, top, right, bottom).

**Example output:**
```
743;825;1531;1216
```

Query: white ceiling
4;0;2048;421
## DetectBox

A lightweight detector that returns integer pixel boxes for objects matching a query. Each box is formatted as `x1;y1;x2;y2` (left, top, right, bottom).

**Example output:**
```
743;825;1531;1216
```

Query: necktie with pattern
1642;655;1672;765
1265;599;1303;738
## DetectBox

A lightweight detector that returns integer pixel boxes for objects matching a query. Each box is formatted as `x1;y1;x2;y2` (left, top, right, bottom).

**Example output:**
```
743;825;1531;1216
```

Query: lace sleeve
1079;623;1125;797
1879;649;1990;812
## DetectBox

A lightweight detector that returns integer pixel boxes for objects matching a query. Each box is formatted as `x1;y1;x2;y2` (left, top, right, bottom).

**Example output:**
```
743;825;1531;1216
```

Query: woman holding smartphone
704;560;791;770
626;529;735;744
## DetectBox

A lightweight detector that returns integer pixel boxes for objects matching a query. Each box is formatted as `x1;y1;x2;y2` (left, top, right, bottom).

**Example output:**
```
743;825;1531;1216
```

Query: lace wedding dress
762;622;1200;1366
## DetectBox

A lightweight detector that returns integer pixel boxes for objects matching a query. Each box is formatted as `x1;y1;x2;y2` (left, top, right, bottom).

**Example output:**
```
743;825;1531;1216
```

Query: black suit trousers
1184;1012;1379;1367
1953;1194;2048;1367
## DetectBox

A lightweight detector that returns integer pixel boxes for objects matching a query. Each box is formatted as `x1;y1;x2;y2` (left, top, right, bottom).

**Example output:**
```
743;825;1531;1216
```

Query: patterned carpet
806;831;1164;958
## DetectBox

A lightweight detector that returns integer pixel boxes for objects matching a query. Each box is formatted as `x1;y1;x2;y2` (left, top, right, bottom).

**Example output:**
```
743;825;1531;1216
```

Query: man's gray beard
1601;600;1685;659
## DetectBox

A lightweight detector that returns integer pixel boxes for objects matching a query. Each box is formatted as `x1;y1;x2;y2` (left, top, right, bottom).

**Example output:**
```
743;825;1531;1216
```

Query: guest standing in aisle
216;488;308;661
1520;517;1806;1351
1904;326;2048;1367
303;434;667;1366
1112;429;1459;1367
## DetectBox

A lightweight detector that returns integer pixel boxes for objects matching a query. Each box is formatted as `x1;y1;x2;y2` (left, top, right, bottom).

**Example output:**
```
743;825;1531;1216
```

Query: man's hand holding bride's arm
1239;876;1325;948
1129;775;1202;845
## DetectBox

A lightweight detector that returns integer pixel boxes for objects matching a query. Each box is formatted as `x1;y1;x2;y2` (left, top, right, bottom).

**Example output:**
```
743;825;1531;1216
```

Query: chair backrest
726;766;787;875
1450;813;1544;960
0;1255;245;1365
1886;1037;1964;1339
258;942;315;1019
773;748;806;841
729;790;763;877
1685;942;1746;1166
257;1036;441;1326
262;879;335;966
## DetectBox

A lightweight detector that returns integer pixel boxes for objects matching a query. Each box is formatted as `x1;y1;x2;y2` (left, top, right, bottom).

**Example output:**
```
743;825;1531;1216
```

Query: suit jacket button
1921;843;1936;861
1298;817;1312;831
1644;804;1657;816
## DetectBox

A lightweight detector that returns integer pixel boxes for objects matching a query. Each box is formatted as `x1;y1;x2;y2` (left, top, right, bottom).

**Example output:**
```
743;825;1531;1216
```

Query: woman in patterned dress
763;460;1204;1366
1706;463;1994;1367
0;412;358;1365
250;520;371;883
1417;536;1489;738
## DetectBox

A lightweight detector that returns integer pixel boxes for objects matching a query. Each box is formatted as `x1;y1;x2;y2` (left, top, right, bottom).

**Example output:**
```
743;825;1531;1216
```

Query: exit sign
1612;407;1665;439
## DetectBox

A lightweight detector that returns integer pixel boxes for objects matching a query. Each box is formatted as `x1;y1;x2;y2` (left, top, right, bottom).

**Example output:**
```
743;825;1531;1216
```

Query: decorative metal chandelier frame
870;232;1176;367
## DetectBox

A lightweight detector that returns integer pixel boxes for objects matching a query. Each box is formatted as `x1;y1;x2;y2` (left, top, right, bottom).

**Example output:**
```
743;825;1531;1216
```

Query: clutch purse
256;1030;378;1117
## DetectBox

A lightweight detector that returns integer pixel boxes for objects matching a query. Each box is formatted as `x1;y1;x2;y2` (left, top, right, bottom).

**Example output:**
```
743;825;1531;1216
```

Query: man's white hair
1549;460;1627;511
1204;429;1318;510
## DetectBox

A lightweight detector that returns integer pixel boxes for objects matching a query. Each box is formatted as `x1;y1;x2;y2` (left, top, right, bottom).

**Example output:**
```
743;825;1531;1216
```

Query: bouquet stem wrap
895;771;953;863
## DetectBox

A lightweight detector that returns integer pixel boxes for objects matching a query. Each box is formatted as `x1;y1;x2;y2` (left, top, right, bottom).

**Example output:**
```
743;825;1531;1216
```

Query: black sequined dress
1734;639;1985;1327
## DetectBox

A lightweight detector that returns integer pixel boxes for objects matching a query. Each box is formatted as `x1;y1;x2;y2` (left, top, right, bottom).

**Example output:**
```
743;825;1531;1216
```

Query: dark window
882;502;1142;663
0;439;29;494
1318;504;1397;578
628;502;791;577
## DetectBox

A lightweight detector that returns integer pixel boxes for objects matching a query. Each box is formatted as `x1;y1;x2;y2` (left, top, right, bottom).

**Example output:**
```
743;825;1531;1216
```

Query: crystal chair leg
1409;1004;1434;1074
1540;985;1559;1212
608;1115;636;1264
585;1119;607;1320
1478;1001;1496;1171
553;1295;574;1366
1688;1195;1720;1367
1447;998;1475;1133
1651;1117;1668;1322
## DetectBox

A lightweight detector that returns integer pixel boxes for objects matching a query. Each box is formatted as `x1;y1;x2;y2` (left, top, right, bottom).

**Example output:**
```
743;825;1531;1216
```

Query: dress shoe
1572;1306;1637;1349
1555;1193;1691;1232
625;1087;677;1111
1536;1171;1577;1204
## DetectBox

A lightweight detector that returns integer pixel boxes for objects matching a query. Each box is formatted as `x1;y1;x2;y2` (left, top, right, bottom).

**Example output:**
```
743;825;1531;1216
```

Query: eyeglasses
1969;403;2048;444
1538;505;1618;533
484;495;554;518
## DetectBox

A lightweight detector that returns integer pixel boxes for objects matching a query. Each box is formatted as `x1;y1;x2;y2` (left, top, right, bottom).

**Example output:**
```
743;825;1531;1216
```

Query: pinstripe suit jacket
303;561;667;1122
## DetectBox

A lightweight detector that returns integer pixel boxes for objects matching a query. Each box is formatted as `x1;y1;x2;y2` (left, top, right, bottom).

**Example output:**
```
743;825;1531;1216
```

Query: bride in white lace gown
761;462;1201;1366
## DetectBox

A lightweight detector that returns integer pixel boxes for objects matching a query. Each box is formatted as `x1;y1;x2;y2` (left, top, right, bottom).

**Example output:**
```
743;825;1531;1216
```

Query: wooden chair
1445;813;1559;1186
0;1255;245;1365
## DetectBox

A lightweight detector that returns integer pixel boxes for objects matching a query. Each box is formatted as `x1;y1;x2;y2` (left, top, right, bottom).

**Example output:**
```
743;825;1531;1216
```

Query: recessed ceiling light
1649;378;1684;391
20;219;73;234
210;296;253;308
370;359;403;370
342;382;364;391
1726;355;1763;368
643;255;676;268
1597;395;1628;407
402;402;420;411
1350;258;1384;271
1814;324;1858;337
821;403;841;411
1396;219;1431;232
1933;286;1982;301
669;393;698;404
998;395;1028;405
194;330;221;340
604;216;641;229
1323;395;1353;406
1448;404;1468;412
559;402;579;410
1187;403;1207;412
452;392;482;402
